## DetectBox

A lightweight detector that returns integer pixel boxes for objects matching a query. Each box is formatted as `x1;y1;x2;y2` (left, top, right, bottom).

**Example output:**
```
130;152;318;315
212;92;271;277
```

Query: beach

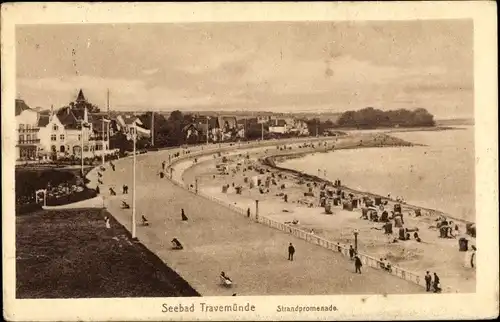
181;131;476;293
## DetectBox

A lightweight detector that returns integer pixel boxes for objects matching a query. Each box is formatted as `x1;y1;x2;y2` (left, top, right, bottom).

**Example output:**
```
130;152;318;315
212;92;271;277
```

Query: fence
161;139;458;292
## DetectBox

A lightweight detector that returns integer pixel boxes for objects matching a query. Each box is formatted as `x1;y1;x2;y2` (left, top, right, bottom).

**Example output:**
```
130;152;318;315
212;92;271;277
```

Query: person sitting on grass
181;209;188;221
109;187;116;196
121;201;130;209
171;238;183;250
141;215;149;226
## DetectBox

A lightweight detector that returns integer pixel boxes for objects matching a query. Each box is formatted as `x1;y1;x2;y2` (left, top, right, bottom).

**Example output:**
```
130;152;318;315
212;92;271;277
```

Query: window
51;134;57;141
19;124;25;130
53;124;58;131
26;134;31;141
60;134;65;141
60;145;65;153
19;135;24;142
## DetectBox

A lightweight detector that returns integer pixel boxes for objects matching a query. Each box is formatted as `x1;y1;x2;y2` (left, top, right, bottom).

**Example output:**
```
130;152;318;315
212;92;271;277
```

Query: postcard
2;2;498;321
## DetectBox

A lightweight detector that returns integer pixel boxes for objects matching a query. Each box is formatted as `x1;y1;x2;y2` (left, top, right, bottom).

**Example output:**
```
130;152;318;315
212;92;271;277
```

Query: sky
16;20;473;119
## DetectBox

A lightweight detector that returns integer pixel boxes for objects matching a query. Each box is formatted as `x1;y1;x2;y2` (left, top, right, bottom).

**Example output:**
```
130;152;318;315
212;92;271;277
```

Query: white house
269;119;288;134
116;114;150;138
15;99;43;161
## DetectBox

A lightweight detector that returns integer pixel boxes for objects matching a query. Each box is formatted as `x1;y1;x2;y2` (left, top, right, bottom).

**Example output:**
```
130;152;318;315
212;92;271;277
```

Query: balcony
17;139;41;145
18;128;40;133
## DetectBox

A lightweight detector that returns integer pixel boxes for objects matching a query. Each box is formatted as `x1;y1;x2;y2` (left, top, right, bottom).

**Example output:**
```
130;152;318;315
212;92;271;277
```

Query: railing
17;139;41;144
160;139;454;292
18;128;39;133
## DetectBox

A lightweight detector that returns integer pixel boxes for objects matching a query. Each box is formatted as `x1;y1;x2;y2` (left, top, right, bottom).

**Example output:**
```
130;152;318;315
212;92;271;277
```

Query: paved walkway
42;196;104;210
87;148;422;296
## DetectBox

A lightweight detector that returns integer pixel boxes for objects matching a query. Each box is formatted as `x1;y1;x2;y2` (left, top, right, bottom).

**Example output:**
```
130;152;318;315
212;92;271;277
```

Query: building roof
76;89;86;102
91;118;111;133
37;115;50;127
56;106;91;130
56;107;79;129
272;119;287;127
120;114;142;125
219;116;237;129
15;99;31;116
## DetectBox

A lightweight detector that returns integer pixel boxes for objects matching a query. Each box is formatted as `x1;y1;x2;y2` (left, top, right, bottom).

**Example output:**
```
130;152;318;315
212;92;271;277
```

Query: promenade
88;145;422;296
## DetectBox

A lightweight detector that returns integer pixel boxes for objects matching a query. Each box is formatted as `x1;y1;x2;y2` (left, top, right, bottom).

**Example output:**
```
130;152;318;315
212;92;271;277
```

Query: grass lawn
16;208;200;298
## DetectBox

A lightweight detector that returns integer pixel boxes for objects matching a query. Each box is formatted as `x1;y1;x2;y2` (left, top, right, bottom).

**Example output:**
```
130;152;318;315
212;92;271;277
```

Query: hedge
45;188;98;206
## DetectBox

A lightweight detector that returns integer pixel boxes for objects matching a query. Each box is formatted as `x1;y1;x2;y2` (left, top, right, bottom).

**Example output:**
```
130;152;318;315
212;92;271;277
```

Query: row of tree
335;107;435;129
109;107;436;151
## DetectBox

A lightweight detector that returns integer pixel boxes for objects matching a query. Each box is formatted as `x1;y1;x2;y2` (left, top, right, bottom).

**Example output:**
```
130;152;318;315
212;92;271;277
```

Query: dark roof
193;117;219;129
76;89;86;102
37;115;50;127
219;116;237;128
91;118;110;133
275;119;287;127
182;123;199;132
15;99;31;116
56;107;89;130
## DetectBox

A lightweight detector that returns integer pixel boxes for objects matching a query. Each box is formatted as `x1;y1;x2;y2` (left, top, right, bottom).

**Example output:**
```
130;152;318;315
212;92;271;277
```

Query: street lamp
132;123;137;240
353;229;359;253
255;199;259;221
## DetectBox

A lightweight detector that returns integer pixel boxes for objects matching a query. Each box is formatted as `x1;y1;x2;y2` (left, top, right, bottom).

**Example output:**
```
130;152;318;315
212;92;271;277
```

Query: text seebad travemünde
162;303;256;313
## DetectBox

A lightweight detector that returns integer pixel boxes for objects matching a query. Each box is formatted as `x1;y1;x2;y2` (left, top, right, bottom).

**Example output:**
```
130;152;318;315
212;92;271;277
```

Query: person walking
354;255;362;274
349;245;355;260
433;273;441;293
288;243;295;261
247;207;251;218
425;271;432;292
162;161;166;170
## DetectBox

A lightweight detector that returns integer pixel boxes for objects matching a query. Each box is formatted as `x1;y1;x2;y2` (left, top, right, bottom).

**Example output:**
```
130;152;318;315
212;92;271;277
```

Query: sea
279;126;475;222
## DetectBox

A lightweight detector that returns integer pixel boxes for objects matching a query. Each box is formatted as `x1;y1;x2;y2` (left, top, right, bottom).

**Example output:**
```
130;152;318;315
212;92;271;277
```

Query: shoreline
178;132;475;292
262;135;474;226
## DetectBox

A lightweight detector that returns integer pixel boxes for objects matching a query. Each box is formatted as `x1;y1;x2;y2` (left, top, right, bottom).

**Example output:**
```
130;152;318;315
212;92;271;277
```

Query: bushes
336;107;435;128
45;188;98;206
16;169;79;204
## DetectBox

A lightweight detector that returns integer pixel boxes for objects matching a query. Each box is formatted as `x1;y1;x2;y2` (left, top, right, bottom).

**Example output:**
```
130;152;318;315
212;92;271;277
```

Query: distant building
16;89;115;161
269;119;288;134
115;114;151;139
15;99;43;161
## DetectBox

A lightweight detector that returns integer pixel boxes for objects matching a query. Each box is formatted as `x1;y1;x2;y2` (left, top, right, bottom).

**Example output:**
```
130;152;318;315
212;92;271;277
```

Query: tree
335;107;436;128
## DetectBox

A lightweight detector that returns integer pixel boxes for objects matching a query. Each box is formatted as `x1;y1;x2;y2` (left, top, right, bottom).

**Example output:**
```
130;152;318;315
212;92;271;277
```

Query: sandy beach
181;132;476;293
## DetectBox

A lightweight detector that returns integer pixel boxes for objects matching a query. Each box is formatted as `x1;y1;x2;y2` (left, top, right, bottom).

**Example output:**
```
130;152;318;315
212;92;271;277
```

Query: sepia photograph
2;2;498;321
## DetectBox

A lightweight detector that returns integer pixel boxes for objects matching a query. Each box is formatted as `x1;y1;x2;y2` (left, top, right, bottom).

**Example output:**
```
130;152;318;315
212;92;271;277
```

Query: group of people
425;271;442;293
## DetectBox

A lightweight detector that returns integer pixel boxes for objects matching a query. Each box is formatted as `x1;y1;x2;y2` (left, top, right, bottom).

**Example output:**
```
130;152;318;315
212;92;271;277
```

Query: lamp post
80;125;84;176
255;199;259;221
101;116;105;165
206;116;209;146
132;123;137;240
353;229;359;253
